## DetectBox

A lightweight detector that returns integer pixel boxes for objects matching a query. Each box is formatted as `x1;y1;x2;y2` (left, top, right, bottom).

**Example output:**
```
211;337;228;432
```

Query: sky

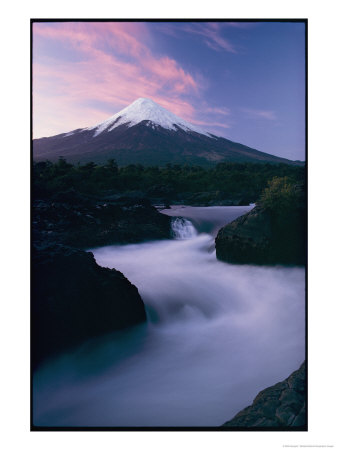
33;21;305;161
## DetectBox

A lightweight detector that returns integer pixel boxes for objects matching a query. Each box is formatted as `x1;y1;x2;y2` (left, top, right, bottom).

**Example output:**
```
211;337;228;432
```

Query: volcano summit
33;98;299;166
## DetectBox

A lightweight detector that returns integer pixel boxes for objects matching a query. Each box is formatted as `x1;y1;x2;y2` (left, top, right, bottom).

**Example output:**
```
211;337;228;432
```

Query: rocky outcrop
32;244;146;369
32;190;171;249
222;362;306;428
31;190;171;369
215;203;306;265
215;205;272;264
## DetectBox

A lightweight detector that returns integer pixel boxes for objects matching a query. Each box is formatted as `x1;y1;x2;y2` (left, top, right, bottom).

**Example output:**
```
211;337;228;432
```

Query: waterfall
171;217;198;239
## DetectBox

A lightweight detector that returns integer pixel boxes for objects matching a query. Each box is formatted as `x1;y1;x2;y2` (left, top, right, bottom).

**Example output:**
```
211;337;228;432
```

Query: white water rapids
33;206;305;427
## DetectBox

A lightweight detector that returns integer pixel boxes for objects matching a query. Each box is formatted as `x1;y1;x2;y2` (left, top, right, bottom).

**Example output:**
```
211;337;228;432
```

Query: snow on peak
88;98;215;138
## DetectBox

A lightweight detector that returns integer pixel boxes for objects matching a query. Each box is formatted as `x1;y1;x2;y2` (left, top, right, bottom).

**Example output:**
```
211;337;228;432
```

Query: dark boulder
215;205;273;264
32;244;146;369
222;362;306;428
215;202;306;266
216;179;306;265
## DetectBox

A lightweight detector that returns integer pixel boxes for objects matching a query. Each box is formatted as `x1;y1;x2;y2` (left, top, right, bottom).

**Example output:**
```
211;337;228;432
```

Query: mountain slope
33;98;301;166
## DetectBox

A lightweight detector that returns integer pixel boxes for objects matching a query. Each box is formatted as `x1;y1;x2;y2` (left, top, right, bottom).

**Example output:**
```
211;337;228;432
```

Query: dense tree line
33;158;305;204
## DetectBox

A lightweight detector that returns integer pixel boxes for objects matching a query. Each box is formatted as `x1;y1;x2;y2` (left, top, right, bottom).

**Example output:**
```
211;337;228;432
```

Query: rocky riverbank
222;362;306;428
33;190;172;249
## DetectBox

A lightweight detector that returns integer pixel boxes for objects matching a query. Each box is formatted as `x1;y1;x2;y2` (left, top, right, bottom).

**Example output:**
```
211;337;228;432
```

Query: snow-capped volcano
87;98;214;138
33;98;299;166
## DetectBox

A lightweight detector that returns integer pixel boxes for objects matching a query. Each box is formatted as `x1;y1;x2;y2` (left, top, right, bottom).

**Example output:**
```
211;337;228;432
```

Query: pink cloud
205;106;231;116
33;22;198;94
241;108;277;120
33;22;202;137
180;23;237;53
147;56;198;92
192;119;231;130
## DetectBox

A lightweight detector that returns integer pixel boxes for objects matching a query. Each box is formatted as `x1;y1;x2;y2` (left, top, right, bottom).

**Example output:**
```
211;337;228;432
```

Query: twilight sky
33;21;305;161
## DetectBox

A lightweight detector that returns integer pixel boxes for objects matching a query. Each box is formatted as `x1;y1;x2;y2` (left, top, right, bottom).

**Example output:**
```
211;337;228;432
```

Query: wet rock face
215;204;306;266
32;244;147;369
222;362;306;428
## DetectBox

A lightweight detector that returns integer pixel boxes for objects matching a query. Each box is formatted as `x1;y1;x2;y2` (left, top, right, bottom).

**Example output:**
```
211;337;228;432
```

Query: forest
33;158;305;205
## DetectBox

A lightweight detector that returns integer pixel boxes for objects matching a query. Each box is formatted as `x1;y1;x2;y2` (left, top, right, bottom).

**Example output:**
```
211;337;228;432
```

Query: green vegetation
33;158;305;204
260;176;304;212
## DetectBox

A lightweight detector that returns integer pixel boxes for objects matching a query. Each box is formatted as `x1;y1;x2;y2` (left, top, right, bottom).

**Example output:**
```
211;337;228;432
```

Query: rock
32;191;172;249
31;190;169;369
222;362;306;429
215;202;306;265
32;244;147;369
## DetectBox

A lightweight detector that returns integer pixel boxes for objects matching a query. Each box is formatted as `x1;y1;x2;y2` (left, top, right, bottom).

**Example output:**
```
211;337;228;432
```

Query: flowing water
33;206;305;427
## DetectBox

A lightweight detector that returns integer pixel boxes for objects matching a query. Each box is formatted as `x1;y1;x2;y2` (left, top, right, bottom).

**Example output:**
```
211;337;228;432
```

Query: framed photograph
31;19;307;430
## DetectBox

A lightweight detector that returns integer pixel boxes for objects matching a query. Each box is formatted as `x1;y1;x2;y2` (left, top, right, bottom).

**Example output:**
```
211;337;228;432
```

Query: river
33;205;305;427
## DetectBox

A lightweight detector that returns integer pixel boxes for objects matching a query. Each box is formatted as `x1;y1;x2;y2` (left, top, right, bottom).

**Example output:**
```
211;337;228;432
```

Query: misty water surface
33;206;305;427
